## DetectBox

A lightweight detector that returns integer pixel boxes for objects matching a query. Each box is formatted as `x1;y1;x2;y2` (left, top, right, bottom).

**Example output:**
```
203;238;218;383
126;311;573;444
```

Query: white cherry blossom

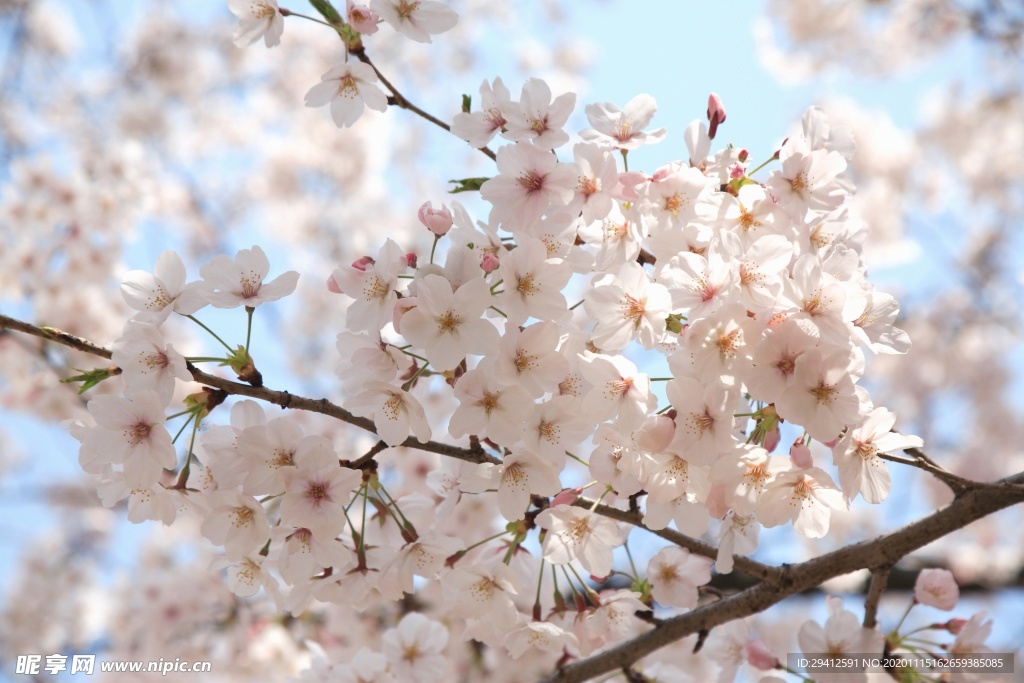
647;547;713;609
832;407;922;503
371;0;458;43
584;260;672;351
756;466;847;538
227;0;283;48
580;95;667;151
535;504;623;577
198;244;299;309
304;62;388;129
400;274;498;371
120;250;207;323
349;381;431;447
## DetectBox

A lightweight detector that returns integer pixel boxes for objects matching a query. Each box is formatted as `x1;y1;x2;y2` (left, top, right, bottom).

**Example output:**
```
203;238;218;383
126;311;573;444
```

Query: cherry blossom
756;467;846;538
584;260;672;351
305;62;389;129
349;381;431;447
79;391;176;488
448;367;533;447
380;612;449;682
371;0;458;44
198;245;299;309
832;407;922;503
400;274;498;371
914;568;959;610
111;322;192;403
451;77;512;148
331;239;406;333
775;347;868;442
797;597;884;683
647;547;713;609
120;250;207;323
228;0;284;48
503;78;576;150
580;95;667;151
496;238;571;325
503;621;579;660
480;142;578;232
200;490;271;559
279;439;360;541
535;504;622;577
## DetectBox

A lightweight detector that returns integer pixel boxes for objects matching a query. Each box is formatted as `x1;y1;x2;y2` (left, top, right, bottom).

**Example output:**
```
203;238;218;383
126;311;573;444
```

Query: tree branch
349;48;498;162
862;564;891;629
0;313;499;467
543;470;1024;683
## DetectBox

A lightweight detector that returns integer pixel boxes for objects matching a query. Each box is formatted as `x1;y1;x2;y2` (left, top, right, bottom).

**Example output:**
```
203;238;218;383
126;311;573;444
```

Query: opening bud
418;201;453;236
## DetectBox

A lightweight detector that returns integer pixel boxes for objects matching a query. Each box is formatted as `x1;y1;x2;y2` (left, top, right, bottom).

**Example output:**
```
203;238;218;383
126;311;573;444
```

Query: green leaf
308;0;343;23
449;177;490;194
461;94;472;113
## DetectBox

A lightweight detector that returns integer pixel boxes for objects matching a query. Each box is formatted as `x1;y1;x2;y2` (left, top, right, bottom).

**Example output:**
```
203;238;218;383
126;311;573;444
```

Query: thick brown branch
862;565;891;629
0;313;499;467
543;471;1024;683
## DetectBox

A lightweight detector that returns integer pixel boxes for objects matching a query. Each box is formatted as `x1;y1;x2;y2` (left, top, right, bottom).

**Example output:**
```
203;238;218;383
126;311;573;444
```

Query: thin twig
0;313;499;467
350;48;497;162
877;450;1022;495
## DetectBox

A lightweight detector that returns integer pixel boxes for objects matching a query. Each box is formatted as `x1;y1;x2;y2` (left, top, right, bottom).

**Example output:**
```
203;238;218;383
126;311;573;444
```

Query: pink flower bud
326;274;342;294
351;255;375;271
392;297;417;335
790;440;812;468
346;0;379;34
634;415;675;453
403;252;418;268
480;252;500;274
763;424;781;452
914;568;959;611
738;148;749;162
418;201;453;236
944;618;969;635
707;92;726;139
551;487;583;507
744;639;780;670
729;162;746;179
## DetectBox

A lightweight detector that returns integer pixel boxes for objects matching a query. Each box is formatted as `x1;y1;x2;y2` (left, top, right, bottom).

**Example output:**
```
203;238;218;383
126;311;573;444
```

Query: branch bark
542;471;1024;683
0;313;499;467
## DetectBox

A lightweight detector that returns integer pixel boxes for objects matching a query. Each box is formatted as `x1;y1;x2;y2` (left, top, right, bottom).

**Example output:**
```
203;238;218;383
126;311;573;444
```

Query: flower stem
565;451;590;467
746;155;776;177
245;306;254;353
280;9;336;29
430;235;440;264
171;414;195;445
184;315;233;353
402;361;431;391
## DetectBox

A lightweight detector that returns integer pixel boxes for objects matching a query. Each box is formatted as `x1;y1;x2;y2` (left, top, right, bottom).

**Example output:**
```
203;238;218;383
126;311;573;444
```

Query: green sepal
308;0;343;23
61;366;119;395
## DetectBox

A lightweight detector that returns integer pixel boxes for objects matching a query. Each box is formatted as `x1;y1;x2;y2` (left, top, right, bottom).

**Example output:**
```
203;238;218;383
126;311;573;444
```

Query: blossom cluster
55;0;954;677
